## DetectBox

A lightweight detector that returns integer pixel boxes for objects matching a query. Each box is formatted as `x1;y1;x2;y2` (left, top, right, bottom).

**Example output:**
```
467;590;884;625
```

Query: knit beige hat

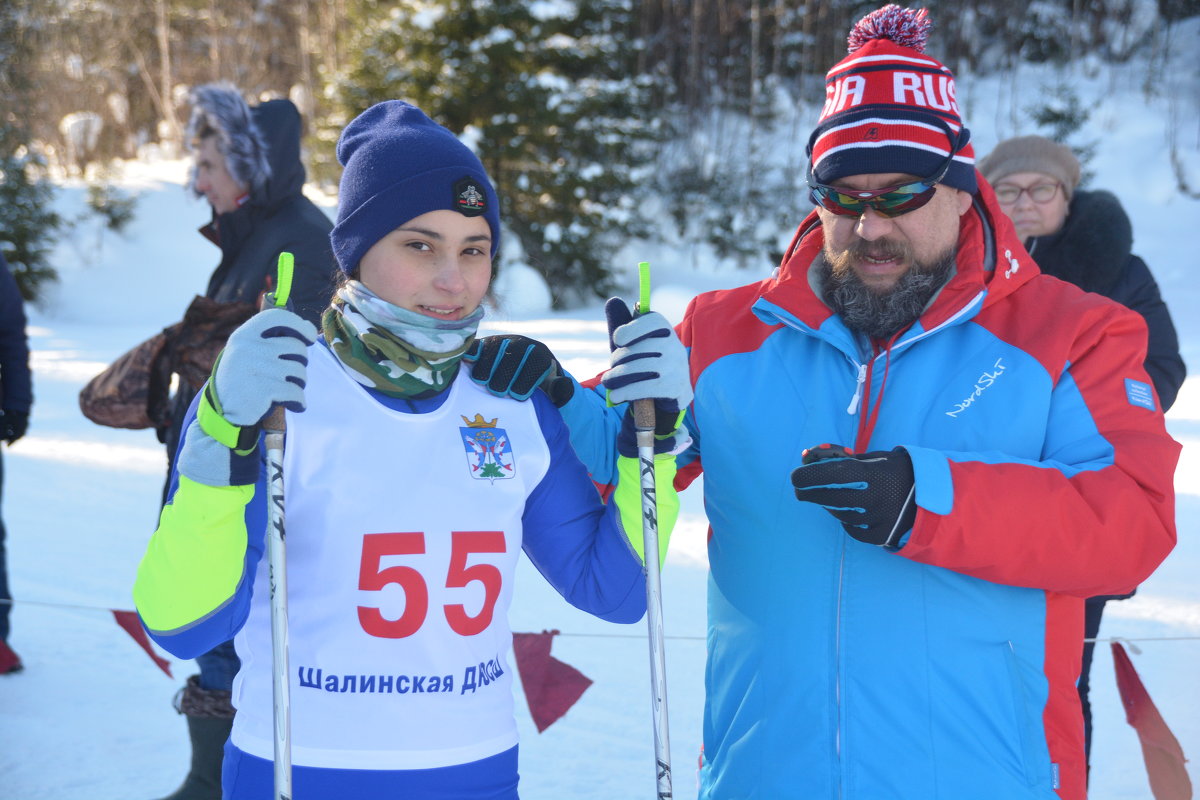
978;135;1081;198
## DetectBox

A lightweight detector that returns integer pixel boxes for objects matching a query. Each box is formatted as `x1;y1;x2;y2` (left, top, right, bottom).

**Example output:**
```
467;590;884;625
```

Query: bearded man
467;6;1179;799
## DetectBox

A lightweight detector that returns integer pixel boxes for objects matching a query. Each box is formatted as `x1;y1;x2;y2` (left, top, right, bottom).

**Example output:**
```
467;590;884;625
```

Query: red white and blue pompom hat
806;4;977;194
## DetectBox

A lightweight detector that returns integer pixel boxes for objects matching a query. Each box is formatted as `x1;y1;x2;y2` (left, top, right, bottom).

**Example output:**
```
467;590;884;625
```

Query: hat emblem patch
454;177;487;217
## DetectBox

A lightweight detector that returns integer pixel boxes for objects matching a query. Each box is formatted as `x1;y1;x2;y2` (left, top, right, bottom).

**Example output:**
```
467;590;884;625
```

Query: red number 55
356;531;506;638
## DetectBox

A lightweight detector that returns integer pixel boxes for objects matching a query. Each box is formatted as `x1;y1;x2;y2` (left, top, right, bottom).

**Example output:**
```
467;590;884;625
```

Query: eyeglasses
807;150;953;219
993;182;1060;205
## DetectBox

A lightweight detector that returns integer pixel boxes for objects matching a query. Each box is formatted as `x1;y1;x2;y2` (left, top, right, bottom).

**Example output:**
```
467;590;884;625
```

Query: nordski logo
946;358;1007;418
460;414;515;481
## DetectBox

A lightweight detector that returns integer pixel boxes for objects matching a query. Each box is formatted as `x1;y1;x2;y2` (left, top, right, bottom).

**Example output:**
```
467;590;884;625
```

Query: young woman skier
134;100;685;800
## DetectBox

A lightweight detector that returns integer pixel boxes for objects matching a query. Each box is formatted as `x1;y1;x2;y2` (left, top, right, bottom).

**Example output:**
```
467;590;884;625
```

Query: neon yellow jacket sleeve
133;477;255;641
612;452;679;568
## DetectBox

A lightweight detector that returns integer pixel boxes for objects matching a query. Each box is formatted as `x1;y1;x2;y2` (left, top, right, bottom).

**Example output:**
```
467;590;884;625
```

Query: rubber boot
154;676;235;800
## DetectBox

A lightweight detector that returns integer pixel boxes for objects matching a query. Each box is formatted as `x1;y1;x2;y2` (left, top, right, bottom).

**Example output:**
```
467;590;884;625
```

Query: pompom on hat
807;5;977;194
978;135;1081;199
330;101;501;274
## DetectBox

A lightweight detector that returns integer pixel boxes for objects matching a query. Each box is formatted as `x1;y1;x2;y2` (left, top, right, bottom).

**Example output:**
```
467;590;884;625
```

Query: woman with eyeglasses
980;135;1185;412
980;134;1186;779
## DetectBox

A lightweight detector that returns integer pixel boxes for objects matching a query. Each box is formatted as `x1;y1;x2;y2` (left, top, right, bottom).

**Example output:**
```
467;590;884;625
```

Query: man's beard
818;238;957;341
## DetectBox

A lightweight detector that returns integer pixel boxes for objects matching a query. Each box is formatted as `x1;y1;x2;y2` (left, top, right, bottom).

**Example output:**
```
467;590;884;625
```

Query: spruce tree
0;1;62;301
337;0;657;307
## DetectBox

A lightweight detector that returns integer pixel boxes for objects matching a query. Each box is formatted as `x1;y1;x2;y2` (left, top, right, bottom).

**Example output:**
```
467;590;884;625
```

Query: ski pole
632;260;673;799
263;252;295;800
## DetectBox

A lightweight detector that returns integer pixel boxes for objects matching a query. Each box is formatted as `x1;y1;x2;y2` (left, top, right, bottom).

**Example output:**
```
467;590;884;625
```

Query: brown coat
79;296;254;430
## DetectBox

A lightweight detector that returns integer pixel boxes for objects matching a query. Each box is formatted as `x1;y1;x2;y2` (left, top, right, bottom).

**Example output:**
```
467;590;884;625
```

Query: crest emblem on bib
460;414;516;481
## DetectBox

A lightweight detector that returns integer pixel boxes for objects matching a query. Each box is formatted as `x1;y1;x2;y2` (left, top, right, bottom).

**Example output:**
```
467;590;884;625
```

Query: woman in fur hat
134;100;685;799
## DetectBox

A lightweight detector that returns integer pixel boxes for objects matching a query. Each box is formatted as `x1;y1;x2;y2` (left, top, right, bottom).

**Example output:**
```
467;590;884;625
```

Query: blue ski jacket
558;180;1178;800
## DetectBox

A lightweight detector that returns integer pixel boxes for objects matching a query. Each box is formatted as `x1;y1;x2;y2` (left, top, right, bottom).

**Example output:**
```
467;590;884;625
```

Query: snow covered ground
3;54;1200;798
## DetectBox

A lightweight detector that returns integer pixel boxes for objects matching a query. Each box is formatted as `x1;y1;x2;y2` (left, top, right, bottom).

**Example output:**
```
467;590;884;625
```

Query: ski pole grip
633;398;656;433
631;261;656;433
262;252;296;434
263;252;295;311
635;260;651;316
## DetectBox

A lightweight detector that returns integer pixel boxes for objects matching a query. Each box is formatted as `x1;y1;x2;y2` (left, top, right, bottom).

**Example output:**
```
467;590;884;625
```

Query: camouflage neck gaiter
321;280;483;399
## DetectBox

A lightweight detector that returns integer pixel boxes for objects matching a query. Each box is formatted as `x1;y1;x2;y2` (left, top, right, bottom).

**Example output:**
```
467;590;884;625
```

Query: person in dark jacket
0;252;32;675
164;84;337;474
150;83;338;800
980;134;1187;775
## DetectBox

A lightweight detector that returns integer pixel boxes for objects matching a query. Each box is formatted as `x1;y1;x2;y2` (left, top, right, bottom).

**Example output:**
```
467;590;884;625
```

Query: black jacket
0;253;32;415
165;98;337;470
198;98;336;324
1027;189;1186;410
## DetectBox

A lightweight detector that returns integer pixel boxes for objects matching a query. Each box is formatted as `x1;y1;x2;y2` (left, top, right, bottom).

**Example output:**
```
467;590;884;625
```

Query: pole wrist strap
198;381;260;455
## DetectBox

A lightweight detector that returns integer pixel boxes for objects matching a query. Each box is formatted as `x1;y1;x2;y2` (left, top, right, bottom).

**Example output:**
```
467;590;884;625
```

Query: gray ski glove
206;306;316;427
602;298;692;411
603;297;693;457
180;308;316;486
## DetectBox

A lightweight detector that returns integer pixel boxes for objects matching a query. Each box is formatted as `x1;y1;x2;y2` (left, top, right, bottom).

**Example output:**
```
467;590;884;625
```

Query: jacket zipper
837;358;865;800
845;363;867;414
773;293;984;797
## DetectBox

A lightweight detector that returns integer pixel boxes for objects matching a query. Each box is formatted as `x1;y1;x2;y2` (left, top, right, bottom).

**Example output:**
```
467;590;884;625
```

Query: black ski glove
1;409;28;444
465;335;575;407
790;444;917;548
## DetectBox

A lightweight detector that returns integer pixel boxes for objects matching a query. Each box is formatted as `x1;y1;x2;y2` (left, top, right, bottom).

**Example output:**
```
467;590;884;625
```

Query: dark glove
464;335;574;406
790;444;917;548
1;409;29;444
616;414;684;457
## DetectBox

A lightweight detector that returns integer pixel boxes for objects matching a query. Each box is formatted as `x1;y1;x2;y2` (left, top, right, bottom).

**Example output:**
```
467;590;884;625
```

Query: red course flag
1111;642;1192;800
113;609;173;678
512;630;593;733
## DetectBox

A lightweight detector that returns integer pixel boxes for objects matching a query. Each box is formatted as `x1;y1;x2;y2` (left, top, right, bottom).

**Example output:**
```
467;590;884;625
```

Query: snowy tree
336;0;660;307
0;1;62;301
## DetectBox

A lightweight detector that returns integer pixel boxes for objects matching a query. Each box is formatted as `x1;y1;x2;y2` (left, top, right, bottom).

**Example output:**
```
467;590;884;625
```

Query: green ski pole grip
262;252;296;433
272;252;295;309
632;261;656;430
607;260;654;408
637;260;651;314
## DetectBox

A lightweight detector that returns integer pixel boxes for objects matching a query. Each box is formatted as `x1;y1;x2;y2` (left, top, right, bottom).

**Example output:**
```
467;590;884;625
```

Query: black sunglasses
807;146;955;218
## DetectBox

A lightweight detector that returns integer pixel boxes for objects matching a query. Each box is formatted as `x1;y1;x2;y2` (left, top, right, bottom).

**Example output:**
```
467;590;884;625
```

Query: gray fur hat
978;135;1081;199
185;83;272;197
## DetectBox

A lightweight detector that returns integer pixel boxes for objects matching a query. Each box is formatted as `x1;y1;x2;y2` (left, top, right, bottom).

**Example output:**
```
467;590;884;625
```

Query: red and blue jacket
559;179;1179;800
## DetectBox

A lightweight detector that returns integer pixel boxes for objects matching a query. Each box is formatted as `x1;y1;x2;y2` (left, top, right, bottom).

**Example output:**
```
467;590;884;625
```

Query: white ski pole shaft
263;253;295;800
264;414;292;800
633;261;672;799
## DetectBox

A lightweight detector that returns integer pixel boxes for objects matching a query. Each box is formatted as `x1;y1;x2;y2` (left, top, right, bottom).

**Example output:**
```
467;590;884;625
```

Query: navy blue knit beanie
330;101;501;274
